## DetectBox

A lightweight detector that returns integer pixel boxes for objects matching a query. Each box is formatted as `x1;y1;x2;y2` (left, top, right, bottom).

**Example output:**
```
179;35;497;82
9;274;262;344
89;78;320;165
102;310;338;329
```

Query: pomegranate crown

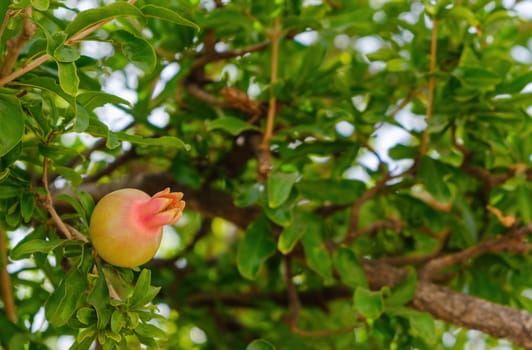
144;188;186;227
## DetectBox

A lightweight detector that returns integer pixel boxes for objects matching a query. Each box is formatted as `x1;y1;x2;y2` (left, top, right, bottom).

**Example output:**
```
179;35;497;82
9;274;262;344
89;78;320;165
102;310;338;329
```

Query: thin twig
342;175;390;244
0;53;50;86
283;256;357;337
42;157;73;240
0;230;17;323
419;17;438;157
82;148;137;184
420;223;532;280
284;256;301;327
257;17;281;180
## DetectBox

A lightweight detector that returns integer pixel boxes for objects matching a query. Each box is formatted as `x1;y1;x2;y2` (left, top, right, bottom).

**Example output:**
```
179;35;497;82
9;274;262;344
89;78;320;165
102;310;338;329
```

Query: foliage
0;0;531;349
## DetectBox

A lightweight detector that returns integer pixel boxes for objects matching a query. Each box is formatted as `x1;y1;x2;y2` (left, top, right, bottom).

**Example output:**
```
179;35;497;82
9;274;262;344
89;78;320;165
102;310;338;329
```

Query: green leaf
11;238;65;260
333;247;368;289
207;117;259;136
72;325;97;350
55;165;83;187
277;210;316;254
16;76;76;106
140;5;199;32
129;269;161;309
517;184;532;223
0;185;22;199
114;133;186;149
455;67;501;90
78;192;95;223
88;266;112;329
134;322;167;339
74;104;90;132
263;194;293;226
385;268;417;307
38;143;80;160
54;44;81;62
407;310;436;344
57;61;79;96
418;156;452;204
267;171;299;208
296;179;366;205
31;0;49;11
0;310;25;344
110;310;127;333
76;307;96;325
387;58;410;72
440;6;479;26
65;3;144;37
246;339;276;350
46;268;88;326
388;144;417;160
497;71;532;94
300;216;333;281
237;216;276;280
0;95;25;157
353;287;383;320
77;91;131;111
20;192;35;223
110;30;156;73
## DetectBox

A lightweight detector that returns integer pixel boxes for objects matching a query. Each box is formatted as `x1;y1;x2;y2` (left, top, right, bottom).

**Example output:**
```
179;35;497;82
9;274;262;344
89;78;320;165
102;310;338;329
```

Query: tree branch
364;260;532;349
420;223;532;280
0;8;37;77
419;17;438;157
0;230;16;323
257;17;281;180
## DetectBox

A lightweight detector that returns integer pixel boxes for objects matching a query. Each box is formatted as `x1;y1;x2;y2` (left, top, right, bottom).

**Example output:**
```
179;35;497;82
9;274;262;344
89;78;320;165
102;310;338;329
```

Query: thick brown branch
414;282;532;349
364;260;532;349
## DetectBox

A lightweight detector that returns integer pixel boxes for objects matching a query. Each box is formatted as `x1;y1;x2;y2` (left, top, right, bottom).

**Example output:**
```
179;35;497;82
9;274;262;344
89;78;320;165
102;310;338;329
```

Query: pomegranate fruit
89;188;185;267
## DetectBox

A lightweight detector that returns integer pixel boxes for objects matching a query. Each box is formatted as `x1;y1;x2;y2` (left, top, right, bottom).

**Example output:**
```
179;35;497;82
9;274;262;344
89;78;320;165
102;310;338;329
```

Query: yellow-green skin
89;188;184;267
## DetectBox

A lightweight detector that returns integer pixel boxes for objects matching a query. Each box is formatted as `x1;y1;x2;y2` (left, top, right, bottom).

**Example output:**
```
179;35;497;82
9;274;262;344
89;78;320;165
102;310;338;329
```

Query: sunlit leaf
110;30;156;73
207;117;259;135
141;5;199;32
278;210;318;254
65;3;143;37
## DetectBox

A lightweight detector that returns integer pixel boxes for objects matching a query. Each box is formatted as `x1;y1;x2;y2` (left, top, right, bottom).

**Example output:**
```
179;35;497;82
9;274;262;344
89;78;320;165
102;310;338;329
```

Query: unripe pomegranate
89;188;185;267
